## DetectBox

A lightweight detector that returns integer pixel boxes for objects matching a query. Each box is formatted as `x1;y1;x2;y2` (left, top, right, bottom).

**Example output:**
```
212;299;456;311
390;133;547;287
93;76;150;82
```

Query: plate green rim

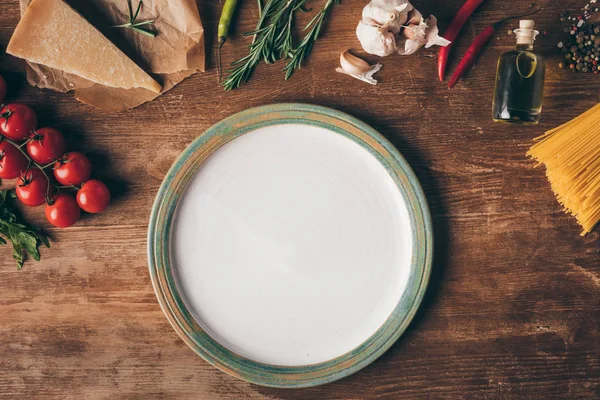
147;103;433;388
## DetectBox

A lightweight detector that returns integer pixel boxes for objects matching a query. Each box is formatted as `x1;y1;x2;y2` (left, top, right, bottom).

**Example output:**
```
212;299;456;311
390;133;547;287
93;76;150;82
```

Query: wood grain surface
0;0;599;398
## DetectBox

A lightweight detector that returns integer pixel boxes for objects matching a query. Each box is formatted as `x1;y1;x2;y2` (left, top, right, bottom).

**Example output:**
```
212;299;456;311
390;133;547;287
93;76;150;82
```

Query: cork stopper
514;20;539;46
520;20;535;30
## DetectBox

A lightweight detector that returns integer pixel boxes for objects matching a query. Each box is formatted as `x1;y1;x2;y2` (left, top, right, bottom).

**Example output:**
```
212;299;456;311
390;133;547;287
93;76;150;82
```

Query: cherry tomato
0;75;6;103
26;127;66;164
0;140;28;179
76;179;110;213
16;168;49;207
53;152;91;186
0;103;37;141
45;193;80;228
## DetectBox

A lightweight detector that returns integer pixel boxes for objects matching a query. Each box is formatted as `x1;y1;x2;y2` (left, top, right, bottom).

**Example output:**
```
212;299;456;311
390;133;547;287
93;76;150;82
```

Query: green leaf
114;0;156;37
20;231;41;261
130;26;156;37
36;232;50;248
12;239;23;269
131;19;154;27
133;0;143;22
0;189;50;269
127;0;134;21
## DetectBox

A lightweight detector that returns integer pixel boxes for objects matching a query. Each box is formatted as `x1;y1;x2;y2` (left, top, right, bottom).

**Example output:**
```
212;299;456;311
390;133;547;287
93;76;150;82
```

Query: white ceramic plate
148;104;432;387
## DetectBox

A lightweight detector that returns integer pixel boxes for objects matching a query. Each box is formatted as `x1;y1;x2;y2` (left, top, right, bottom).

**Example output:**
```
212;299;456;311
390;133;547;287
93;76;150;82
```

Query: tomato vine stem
1;136;54;202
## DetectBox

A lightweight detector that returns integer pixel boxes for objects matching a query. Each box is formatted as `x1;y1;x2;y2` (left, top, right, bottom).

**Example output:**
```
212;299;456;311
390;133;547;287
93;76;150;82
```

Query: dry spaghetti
527;103;600;235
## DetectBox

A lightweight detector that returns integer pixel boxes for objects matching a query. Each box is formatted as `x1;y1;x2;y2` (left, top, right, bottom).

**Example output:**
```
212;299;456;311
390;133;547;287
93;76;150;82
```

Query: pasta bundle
528;104;600;235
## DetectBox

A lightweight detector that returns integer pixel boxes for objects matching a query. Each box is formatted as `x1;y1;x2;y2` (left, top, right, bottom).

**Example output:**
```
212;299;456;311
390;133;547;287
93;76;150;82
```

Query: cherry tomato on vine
0;75;6;103
26;127;66;164
16;168;49;207
76;179;110;213
0;103;37;141
53;152;91;186
45;193;80;228
0;140;28;179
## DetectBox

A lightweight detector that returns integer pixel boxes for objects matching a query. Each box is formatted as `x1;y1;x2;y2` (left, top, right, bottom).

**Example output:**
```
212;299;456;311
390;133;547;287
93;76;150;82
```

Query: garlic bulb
356;0;450;57
336;50;382;85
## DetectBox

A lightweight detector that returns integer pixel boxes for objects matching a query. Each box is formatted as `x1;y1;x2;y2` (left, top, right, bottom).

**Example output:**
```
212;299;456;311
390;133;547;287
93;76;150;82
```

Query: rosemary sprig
222;0;298;90
112;0;156;38
222;0;338;90
283;0;338;80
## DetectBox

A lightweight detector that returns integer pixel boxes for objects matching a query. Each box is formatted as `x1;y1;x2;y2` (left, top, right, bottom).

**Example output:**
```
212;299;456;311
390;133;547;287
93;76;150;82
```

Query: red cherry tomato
26;127;66;164
53;152;91;186
76;179;110;213
16;168;49;207
0;140;28;179
0;103;37;141
45;193;80;228
0;75;6;103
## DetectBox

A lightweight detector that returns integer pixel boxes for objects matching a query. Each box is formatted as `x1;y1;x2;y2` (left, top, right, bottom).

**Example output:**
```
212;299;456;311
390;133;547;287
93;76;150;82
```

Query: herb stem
221;0;338;90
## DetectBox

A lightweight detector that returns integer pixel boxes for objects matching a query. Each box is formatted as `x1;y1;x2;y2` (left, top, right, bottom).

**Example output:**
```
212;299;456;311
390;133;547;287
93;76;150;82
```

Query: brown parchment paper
18;0;205;111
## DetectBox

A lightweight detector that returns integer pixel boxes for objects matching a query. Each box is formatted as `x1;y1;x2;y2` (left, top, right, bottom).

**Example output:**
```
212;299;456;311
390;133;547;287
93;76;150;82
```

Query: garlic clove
356;22;397;57
406;8;423;25
336;50;382;85
336;62;382;85
423;15;451;49
339;50;372;75
402;24;420;40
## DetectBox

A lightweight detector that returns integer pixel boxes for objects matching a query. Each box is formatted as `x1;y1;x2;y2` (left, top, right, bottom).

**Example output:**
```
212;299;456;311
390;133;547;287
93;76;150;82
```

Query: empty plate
147;103;433;388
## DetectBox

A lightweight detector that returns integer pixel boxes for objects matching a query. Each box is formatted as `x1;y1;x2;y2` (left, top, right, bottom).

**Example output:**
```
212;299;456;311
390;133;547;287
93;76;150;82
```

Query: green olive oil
492;20;545;124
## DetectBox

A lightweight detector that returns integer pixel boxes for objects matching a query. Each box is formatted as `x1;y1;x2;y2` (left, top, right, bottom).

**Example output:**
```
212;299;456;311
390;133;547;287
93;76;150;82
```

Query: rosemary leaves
222;0;339;90
112;0;156;38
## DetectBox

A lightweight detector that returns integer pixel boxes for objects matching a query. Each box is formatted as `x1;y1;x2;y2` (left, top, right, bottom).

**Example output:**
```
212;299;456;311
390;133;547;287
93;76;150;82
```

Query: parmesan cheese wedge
7;0;162;94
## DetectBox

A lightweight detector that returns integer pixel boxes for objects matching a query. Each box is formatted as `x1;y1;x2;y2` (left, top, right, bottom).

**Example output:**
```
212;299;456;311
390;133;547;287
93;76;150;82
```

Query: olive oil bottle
492;20;545;124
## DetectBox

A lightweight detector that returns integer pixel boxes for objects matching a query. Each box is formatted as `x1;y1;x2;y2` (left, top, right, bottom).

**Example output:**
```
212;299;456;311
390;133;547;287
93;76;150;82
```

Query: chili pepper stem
492;5;544;30
217;37;226;83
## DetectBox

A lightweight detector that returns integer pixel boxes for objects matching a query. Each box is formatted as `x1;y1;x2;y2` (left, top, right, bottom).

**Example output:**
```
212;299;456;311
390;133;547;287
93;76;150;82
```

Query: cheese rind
7;0;162;93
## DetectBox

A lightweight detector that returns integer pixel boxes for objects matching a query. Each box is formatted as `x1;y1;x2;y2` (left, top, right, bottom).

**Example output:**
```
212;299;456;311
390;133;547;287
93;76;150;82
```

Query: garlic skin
336;50;382;85
398;15;450;55
356;0;450;57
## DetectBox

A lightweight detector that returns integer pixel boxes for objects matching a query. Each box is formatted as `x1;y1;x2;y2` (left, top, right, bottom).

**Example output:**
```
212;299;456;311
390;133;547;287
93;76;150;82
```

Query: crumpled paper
356;0;449;57
18;0;204;111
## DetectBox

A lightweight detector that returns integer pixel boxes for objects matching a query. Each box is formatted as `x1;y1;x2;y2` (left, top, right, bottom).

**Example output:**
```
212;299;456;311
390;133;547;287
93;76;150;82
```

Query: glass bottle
492;20;545;124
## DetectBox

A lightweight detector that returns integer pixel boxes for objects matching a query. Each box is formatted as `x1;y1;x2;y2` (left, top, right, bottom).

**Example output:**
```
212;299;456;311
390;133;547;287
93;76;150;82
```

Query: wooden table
1;0;599;398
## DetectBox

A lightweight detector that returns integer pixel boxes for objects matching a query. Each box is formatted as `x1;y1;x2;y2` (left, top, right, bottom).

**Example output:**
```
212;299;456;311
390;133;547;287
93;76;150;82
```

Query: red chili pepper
448;6;543;88
447;26;495;88
438;0;487;82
